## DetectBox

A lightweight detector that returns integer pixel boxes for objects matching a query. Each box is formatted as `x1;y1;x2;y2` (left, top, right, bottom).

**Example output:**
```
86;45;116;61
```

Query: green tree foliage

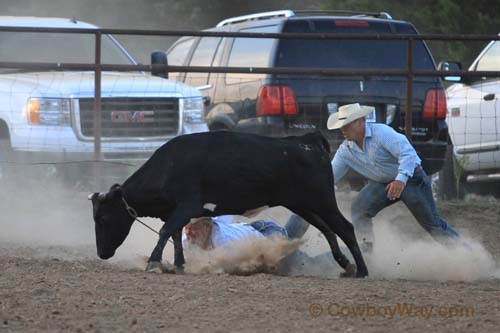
170;0;500;65
3;0;498;65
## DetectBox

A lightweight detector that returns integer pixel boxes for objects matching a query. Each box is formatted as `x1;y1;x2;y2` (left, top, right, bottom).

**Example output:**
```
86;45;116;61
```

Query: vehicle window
190;37;221;66
167;37;196;65
226;25;279;84
212;38;226;67
185;37;221;86
276;20;434;70
475;41;500;71
0;32;134;65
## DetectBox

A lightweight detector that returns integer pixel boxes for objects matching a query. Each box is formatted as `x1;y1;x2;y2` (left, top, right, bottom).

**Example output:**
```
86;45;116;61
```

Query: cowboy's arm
378;126;421;199
380;126;421;185
331;146;350;184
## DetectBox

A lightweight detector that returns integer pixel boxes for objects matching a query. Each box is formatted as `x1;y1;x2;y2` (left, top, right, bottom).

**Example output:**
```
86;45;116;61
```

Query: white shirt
182;215;264;250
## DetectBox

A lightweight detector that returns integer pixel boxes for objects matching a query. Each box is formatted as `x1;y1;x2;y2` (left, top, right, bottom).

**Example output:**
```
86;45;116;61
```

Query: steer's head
88;184;134;260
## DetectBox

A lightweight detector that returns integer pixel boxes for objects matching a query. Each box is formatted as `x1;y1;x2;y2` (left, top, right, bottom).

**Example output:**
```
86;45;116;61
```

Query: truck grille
78;97;179;138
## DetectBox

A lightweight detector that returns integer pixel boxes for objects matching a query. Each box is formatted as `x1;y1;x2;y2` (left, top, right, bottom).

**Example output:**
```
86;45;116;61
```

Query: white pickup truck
0;16;207;185
439;37;500;198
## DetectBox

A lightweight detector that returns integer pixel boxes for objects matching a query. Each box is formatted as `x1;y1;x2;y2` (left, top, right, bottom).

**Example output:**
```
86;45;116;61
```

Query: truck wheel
438;144;466;200
0;123;13;162
209;123;230;131
0;139;11;162
0;123;13;182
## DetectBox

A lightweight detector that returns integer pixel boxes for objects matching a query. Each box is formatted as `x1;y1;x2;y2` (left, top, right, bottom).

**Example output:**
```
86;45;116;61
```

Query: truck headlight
183;97;204;124
26;98;71;126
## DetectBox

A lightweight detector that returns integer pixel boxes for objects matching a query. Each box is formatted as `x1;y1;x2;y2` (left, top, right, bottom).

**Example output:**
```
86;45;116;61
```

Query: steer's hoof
356;270;369;278
339;263;357;278
175;266;185;275
145;261;163;273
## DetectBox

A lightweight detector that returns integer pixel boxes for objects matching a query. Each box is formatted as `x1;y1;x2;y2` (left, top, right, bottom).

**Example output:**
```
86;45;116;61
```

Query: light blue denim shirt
332;122;421;185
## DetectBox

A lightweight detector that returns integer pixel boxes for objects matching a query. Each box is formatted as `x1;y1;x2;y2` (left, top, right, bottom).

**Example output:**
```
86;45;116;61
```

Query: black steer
89;131;368;278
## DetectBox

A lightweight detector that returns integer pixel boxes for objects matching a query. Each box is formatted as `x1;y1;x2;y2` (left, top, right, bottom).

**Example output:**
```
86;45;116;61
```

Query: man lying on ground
182;214;318;274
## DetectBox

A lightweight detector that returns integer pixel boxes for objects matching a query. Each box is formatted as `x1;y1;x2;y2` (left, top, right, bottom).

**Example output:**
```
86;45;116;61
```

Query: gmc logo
111;111;154;123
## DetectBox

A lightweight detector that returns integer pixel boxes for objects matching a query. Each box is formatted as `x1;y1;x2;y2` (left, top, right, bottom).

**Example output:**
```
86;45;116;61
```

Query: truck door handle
196;84;213;91
483;93;495;101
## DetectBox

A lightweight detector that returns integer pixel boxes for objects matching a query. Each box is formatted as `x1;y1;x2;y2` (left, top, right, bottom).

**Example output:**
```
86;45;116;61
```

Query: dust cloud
0;163;163;262
184;236;302;275
366;223;499;281
287;224;499;282
1;169;498;282
149;203;497;281
273;203;500;281
0;165;96;257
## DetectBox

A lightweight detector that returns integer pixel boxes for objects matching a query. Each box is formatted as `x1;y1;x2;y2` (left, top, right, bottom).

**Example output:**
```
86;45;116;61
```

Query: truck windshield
276;20;435;70
0;31;135;65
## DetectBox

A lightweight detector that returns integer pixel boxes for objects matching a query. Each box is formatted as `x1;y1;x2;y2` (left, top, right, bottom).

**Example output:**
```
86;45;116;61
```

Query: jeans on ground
351;168;460;245
284;214;310;239
278;214;310;274
251;221;288;238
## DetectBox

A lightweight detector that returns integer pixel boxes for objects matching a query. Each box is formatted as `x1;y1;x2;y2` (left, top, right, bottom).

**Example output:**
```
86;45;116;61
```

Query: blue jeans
251;221;289;238
284;214;310;239
251;215;310;239
351;168;460;244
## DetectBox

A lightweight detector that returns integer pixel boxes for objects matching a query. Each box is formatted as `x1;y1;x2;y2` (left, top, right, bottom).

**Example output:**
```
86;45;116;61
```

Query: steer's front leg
145;222;172;273
146;202;200;273
172;228;185;274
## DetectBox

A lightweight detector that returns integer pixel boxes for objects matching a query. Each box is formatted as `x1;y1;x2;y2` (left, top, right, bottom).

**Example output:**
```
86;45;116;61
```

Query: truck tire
0;122;12;162
438;144;466;200
0;121;16;182
208;123;230;131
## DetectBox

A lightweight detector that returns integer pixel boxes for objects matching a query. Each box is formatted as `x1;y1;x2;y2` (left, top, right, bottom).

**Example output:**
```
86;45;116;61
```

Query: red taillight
282;86;297;115
256;86;297;116
335;20;370;27
423;89;447;120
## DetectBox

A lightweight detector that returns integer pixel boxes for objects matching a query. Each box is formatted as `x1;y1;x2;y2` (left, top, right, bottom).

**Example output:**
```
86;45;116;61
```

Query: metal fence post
405;37;413;141
93;31;102;188
93;31;102;161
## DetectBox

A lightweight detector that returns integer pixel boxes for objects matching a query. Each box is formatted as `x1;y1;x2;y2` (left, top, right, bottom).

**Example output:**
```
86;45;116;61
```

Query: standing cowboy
328;103;460;252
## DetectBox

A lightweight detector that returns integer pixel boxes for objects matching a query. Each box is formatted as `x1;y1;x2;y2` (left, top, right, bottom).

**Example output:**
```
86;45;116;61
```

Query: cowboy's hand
386;180;405;201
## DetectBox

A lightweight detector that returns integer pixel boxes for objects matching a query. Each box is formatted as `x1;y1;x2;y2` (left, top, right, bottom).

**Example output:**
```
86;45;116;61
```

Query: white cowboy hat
327;103;375;130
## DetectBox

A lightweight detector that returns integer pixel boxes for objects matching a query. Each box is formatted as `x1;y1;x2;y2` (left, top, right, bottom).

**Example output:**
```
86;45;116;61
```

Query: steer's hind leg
146;202;202;273
316;208;368;278
290;209;353;274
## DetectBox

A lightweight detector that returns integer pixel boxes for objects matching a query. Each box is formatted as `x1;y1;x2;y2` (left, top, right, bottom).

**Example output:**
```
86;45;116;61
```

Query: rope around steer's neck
121;196;175;245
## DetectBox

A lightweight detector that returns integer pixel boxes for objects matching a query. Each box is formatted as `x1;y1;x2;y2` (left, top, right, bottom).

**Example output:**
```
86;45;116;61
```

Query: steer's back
187;132;331;210
128;131;334;213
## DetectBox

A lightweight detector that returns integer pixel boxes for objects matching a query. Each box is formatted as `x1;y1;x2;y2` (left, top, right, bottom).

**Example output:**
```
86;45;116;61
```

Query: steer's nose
97;249;115;260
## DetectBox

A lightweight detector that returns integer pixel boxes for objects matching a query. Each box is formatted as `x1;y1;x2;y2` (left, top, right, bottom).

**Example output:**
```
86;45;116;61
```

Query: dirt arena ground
1;171;500;332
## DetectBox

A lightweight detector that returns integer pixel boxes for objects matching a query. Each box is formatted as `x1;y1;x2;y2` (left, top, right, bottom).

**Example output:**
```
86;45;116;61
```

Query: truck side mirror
438;61;462;83
151;51;168;79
